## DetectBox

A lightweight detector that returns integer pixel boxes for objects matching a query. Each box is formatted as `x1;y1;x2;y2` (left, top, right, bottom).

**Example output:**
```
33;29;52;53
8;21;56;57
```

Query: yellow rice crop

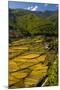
20;54;39;59
35;39;43;43
13;54;46;64
30;63;48;70
9;61;19;72
10;46;28;50
11;71;28;79
9;74;19;85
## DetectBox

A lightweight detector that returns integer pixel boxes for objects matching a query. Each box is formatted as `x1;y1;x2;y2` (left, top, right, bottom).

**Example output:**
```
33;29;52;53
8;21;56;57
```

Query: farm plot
9;37;48;88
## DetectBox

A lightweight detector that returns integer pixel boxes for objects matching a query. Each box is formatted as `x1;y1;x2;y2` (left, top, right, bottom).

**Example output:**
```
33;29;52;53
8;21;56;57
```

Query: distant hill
47;11;58;22
9;8;57;17
9;8;58;41
31;10;57;17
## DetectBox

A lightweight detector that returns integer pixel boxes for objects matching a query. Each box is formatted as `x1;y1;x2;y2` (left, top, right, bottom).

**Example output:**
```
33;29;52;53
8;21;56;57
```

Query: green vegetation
45;55;58;86
9;9;58;43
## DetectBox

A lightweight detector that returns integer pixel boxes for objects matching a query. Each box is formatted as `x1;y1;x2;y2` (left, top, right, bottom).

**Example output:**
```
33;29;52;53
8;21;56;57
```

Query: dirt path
41;77;48;87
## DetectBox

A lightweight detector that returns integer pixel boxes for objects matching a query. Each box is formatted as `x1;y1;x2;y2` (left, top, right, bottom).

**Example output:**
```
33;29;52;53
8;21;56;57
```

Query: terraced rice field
9;37;48;88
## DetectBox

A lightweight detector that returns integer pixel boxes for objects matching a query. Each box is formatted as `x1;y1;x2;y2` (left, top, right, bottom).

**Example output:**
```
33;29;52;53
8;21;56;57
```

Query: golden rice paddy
9;38;48;88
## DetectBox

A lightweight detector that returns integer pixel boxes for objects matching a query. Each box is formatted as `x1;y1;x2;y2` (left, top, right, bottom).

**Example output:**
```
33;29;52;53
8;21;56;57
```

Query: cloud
27;6;33;10
31;6;38;11
26;5;38;11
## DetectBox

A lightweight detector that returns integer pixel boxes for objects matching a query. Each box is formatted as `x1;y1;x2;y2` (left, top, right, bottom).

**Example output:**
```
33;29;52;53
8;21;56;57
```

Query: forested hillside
9;9;58;42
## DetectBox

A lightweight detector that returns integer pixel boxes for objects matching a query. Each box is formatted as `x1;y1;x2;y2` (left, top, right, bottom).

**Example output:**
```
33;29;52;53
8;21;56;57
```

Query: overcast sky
8;1;58;11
